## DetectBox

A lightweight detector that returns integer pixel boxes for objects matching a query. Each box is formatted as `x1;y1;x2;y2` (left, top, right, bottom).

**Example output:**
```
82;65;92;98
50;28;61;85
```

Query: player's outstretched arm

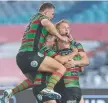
41;19;69;42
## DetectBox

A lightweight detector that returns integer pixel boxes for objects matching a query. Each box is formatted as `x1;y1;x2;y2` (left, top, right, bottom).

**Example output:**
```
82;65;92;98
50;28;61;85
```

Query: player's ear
44;9;48;15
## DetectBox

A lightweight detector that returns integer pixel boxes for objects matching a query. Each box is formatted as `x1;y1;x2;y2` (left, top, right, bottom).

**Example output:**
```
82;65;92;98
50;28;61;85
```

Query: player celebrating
33;20;89;103
0;20;88;103
16;2;76;100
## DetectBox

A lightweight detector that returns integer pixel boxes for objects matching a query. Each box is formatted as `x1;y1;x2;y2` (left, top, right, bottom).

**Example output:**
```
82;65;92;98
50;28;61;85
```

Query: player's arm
40;45;77;65
73;43;89;67
41;19;68;42
74;51;89;67
68;48;78;61
55;51;78;65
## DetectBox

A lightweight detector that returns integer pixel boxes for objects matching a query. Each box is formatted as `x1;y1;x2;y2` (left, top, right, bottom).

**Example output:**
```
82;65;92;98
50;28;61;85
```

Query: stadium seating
0;1;108;24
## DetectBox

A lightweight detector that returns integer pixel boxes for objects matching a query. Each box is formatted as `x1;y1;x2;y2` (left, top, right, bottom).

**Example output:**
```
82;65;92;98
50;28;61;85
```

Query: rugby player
15;2;76;99
0;20;88;103
33;20;89;103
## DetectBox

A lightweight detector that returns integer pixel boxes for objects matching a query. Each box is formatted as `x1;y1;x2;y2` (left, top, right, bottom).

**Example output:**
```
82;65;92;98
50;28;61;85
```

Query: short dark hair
39;3;55;12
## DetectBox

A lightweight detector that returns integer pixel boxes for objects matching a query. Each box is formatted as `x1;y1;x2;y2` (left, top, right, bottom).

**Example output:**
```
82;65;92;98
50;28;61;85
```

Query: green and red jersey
34;40;84;88
63;40;84;88
19;13;57;57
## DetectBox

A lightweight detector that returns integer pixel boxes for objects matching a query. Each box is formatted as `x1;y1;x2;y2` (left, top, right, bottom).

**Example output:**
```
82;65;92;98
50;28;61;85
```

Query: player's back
19;13;49;52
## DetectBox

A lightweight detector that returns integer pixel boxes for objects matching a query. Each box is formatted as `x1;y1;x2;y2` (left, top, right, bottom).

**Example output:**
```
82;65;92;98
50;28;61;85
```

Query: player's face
58;23;70;36
45;35;56;47
45;8;55;20
58;35;70;49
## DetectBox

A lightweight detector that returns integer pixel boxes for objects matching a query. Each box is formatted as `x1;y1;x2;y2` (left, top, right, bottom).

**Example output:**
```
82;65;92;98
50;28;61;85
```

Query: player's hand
64;62;72;68
68;34;73;41
64;59;75;68
69;59;75;67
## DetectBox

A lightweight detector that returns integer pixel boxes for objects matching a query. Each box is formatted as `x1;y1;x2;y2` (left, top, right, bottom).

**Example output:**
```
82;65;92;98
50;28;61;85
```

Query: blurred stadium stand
0;1;108;24
0;1;108;89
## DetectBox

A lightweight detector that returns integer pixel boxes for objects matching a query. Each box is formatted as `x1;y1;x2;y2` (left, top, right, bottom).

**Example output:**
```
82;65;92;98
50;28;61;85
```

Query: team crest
30;60;38;67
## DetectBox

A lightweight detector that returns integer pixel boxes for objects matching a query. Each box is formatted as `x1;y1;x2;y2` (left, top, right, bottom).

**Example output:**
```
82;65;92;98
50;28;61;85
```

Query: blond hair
55;19;69;29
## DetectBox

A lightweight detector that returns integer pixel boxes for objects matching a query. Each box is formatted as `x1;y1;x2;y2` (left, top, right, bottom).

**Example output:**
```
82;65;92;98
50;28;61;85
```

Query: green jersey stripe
23;33;36;39
22;38;34;43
